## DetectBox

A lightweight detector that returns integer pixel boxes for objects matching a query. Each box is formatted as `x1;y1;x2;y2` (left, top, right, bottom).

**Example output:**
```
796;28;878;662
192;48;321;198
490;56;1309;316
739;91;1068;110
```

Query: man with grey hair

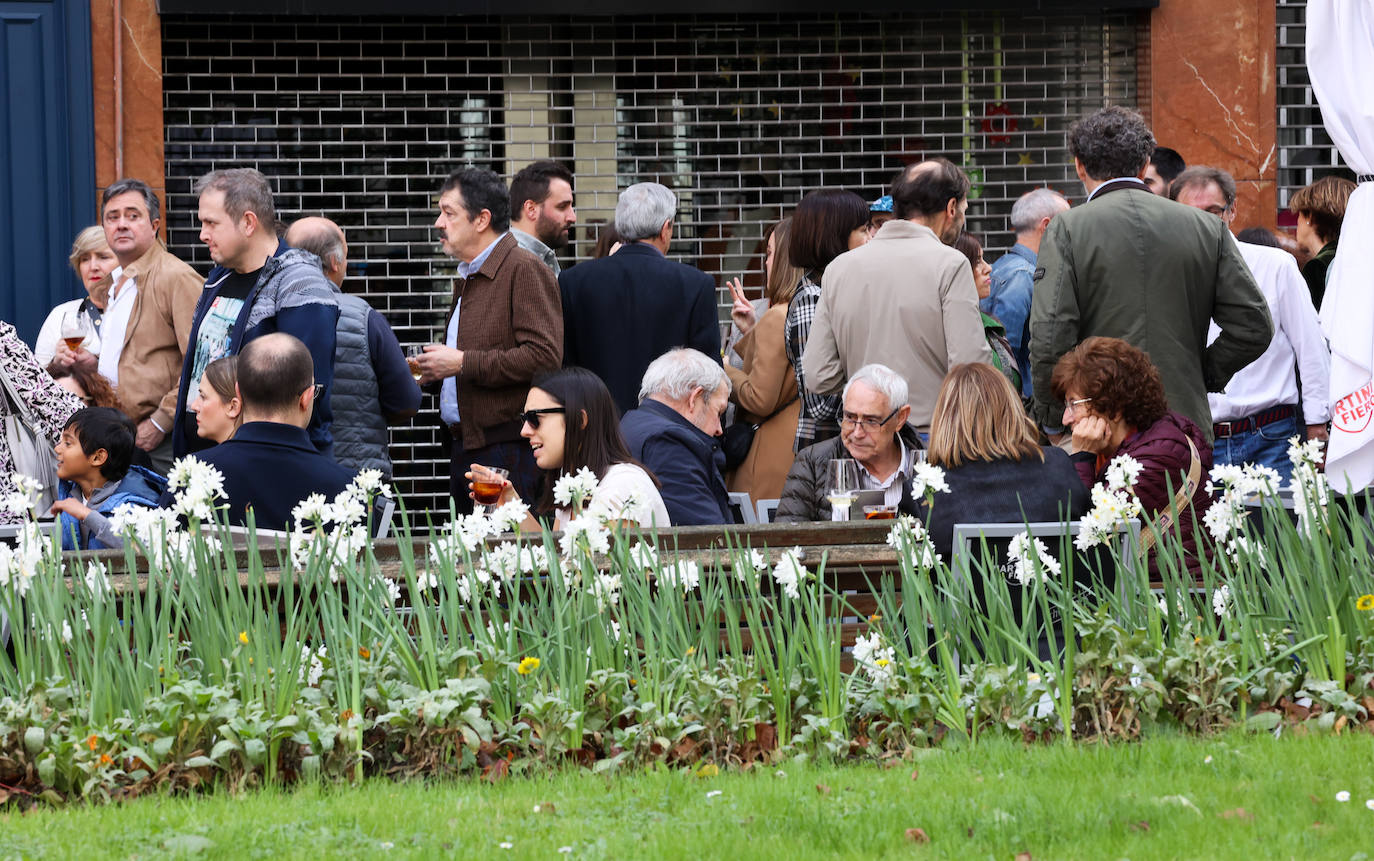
984;188;1069;398
620;347;733;525
286;216;421;478
559;182;720;415
1029;106;1272;443
60;177;201;472
172;167;341;458
1169;166;1330;480
777;363;922;522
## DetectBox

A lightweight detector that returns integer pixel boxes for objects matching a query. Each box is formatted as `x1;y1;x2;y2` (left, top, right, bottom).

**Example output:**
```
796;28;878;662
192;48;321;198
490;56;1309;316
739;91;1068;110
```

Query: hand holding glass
406;345;425;382
61;313;89;352
470;465;510;512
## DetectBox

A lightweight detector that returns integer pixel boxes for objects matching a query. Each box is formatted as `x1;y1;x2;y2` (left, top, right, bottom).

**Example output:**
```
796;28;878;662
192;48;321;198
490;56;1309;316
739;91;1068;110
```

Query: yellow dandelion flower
696;763;719;778
869;613;881;622
1357;594;1374;612
358;646;371;660
238;631;249;645
875;658;890;668
685;647;697;657
517;656;541;675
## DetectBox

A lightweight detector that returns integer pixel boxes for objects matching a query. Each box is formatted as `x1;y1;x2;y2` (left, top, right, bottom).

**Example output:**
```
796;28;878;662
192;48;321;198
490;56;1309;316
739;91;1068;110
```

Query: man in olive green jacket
1029;107;1272;443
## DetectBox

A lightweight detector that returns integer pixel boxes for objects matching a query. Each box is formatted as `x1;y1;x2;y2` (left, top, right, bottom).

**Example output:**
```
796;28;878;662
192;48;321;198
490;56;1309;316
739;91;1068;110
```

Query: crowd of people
0;105;1347;567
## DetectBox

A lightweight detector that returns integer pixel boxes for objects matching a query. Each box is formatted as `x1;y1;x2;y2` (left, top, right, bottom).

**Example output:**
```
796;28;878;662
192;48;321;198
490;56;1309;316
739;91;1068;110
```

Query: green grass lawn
3;731;1373;860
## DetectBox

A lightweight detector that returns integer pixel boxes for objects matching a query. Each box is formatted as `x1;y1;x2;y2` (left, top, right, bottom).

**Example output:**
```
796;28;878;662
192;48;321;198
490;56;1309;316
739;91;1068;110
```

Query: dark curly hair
1050;337;1168;431
1068;106;1156;182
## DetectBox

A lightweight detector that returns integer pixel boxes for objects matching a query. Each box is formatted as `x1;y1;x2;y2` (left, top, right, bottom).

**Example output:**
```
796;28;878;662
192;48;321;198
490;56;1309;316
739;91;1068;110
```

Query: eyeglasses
840;407;899;431
520;407;566;429
304;383;324;400
1065;397;1093;415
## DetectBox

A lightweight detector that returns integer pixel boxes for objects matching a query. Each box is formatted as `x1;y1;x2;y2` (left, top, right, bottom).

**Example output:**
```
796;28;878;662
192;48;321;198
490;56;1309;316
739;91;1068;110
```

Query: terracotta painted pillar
1146;0;1278;230
90;0;166;234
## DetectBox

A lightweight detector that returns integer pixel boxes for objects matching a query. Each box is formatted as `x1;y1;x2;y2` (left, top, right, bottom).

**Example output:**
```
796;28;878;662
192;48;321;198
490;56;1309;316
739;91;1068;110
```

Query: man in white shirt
65;179;201;472
1171;166;1331;480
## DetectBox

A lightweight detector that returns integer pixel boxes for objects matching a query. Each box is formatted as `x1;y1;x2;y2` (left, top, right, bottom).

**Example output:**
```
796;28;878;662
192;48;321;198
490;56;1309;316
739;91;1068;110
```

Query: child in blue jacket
49;407;167;551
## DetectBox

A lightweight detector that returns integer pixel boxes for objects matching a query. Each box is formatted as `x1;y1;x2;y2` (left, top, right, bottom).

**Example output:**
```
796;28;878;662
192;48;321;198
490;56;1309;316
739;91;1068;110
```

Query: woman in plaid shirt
783;189;871;451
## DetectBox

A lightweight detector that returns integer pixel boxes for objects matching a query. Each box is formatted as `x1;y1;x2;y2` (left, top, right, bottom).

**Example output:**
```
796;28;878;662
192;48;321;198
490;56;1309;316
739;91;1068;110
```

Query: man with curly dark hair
1028;106;1273;444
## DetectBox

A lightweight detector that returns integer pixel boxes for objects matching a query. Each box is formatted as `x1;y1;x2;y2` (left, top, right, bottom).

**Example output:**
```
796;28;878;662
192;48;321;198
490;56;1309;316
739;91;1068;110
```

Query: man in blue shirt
621;348;733;526
984;188;1069;398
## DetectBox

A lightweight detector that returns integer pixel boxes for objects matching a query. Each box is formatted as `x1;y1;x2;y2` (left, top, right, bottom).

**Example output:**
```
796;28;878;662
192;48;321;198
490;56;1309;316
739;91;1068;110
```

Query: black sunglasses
520;407;566;429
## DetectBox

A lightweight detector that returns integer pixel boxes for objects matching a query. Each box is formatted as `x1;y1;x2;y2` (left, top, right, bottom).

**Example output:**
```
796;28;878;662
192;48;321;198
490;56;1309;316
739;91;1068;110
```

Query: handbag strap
1137;436;1202;553
0;359;38;428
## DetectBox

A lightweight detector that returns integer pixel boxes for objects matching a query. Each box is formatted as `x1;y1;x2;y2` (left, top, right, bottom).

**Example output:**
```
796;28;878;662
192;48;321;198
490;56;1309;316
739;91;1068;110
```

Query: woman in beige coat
724;219;804;503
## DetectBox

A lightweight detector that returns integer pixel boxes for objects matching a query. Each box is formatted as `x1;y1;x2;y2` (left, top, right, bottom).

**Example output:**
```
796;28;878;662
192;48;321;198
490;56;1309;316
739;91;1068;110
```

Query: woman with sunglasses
472;367;670;529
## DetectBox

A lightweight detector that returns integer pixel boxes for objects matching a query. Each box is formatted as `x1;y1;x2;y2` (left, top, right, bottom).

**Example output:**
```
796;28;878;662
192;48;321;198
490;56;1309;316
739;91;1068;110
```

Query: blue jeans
1212;413;1300;484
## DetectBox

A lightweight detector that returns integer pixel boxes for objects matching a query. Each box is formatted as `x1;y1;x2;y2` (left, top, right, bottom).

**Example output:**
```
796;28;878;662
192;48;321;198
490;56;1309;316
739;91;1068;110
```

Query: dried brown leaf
1220;808;1254;822
910;768;919;781
1015;853;1033;861
815;783;831;796
904;828;930;844
1129;820;1150;833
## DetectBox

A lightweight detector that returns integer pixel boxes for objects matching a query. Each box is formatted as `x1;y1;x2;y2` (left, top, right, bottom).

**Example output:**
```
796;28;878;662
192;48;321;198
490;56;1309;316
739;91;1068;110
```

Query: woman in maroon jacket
1051;336;1213;573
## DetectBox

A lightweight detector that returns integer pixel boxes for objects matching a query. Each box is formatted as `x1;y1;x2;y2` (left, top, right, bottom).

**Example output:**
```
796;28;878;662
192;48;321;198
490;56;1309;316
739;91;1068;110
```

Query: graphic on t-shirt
189;295;247;393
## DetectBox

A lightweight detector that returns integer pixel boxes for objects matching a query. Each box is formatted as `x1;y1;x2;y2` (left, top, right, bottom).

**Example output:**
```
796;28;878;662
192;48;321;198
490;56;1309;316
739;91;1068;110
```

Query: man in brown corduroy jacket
412;167;563;513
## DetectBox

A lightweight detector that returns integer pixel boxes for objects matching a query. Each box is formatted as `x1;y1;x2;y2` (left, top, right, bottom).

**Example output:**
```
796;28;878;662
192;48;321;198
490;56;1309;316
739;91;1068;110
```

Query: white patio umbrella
1308;1;1374;494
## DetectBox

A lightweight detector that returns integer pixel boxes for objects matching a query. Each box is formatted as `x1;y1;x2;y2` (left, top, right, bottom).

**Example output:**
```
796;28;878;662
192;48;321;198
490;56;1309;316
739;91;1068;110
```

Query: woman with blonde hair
723;218;806;501
905;362;1089;562
34;226;114;366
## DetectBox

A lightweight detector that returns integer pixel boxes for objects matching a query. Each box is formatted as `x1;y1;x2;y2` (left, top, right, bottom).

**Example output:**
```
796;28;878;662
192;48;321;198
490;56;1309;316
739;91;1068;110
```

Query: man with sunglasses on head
158;333;354;532
776;364;923;522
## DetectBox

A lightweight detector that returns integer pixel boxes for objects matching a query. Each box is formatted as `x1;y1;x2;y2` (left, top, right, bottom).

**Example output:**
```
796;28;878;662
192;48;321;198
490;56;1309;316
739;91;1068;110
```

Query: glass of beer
470;465;510;515
406;345;425;382
863;504;897;520
61;312;89;353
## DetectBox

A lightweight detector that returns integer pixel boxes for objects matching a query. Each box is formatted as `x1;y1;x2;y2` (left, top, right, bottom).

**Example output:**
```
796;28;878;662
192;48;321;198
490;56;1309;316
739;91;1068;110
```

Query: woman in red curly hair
1052;336;1213;571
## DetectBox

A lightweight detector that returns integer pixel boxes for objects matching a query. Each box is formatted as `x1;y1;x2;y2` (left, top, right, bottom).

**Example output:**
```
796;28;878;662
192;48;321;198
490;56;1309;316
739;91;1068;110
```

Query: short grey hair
843;364;908;412
639;347;730;403
615;183;677;241
1168;166;1237;209
1009;188;1069;233
287;219;346;271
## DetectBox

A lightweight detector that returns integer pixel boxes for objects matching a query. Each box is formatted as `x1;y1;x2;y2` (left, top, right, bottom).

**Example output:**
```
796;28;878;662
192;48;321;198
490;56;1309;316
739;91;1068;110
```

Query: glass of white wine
406;345;424;382
826;458;860;521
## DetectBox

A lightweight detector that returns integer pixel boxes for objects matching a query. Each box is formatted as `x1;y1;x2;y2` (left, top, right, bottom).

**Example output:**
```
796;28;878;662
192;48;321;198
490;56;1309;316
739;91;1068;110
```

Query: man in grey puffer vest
287;217;421;478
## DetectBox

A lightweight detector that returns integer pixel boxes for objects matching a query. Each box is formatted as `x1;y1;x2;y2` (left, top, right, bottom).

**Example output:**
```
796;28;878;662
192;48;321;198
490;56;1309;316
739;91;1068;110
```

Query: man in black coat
159;332;355;532
620;348;733;526
559;182;722;415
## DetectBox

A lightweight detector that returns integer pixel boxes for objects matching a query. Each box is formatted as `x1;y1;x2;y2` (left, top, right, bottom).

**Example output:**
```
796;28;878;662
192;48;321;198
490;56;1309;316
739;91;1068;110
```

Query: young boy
49;407;167;551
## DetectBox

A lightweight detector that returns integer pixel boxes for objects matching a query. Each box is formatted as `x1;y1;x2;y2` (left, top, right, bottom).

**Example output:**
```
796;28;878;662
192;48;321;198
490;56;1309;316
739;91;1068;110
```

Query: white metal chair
727;491;757;525
756;498;780;523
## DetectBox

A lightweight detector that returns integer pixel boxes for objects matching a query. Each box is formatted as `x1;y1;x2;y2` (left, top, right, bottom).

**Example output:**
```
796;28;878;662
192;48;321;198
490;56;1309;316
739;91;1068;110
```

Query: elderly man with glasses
776;364;924;522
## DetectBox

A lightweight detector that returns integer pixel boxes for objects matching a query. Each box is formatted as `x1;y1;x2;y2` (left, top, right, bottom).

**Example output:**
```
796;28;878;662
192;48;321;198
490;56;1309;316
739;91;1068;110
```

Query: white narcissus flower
59;619;72;644
1104;454;1143;492
553;466;599;508
83;560;110;596
558;514;610;559
350;468;392;498
910;461;950;498
1007;532;1061;585
852;631;896;689
292;493;330;527
491;500;530;532
628;541;659;570
659;559;700;593
1212;584;1231;618
771;547;810;599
